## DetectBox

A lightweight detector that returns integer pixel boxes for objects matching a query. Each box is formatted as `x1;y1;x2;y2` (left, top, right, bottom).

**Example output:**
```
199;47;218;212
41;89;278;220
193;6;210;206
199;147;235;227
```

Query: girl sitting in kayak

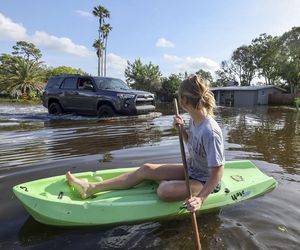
66;75;225;212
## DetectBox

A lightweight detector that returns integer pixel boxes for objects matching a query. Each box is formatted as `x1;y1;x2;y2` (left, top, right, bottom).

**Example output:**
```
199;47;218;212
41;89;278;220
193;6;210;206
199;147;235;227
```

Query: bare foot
66;171;94;199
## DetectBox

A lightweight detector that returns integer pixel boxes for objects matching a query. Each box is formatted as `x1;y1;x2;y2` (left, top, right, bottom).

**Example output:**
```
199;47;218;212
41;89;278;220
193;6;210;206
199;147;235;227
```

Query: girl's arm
174;115;189;143
185;165;224;212
197;165;224;202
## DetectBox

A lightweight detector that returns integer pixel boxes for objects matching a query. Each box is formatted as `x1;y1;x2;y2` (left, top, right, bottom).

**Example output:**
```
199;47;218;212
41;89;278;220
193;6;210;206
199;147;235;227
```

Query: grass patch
0;98;42;105
268;105;297;111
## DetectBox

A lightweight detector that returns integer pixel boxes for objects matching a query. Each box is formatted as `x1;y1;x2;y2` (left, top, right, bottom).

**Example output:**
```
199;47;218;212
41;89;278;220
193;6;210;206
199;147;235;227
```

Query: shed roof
210;85;286;92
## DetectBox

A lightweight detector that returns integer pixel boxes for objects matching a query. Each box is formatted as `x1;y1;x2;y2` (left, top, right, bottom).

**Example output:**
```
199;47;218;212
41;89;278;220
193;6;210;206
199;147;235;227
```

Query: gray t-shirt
187;115;225;182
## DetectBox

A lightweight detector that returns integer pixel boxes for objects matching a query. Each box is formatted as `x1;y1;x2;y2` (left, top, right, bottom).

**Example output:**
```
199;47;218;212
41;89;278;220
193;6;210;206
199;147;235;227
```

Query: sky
1;0;300;81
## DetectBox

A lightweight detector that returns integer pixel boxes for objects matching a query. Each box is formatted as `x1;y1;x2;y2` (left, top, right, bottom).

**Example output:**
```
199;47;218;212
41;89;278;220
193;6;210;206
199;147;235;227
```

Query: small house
210;85;286;106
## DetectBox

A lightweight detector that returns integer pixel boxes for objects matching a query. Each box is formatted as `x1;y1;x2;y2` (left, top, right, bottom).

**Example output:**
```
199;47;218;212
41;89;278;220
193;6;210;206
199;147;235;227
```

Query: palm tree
101;23;113;76
92;39;105;66
0;56;45;99
92;5;110;76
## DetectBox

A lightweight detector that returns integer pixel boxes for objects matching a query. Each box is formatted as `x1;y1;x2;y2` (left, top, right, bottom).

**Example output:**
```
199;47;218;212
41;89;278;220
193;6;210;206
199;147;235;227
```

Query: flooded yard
0;103;299;249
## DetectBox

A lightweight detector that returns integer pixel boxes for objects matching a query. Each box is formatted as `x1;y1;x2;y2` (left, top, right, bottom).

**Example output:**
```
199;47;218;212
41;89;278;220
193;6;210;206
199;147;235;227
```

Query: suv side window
95;78;130;90
46;77;62;89
97;79;110;89
61;77;77;90
78;78;94;91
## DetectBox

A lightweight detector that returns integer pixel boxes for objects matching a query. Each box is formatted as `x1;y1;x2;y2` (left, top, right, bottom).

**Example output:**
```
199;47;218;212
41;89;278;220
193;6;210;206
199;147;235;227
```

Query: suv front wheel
97;105;116;118
48;102;63;115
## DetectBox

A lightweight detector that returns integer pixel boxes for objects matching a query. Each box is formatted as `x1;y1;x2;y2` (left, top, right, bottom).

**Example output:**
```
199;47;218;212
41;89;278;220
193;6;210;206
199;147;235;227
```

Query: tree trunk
104;37;108;76
98;19;102;77
101;44;104;76
290;84;297;94
264;76;268;85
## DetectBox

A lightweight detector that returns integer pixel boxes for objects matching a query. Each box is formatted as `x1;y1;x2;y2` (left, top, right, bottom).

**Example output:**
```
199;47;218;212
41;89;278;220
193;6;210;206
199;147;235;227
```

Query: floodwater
0;103;299;250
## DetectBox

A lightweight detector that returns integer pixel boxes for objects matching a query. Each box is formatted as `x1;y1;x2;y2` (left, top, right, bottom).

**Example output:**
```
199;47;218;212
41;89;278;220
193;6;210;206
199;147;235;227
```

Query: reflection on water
0;103;299;249
217;107;300;174
0;111;165;170
2;105;298;174
18;212;224;250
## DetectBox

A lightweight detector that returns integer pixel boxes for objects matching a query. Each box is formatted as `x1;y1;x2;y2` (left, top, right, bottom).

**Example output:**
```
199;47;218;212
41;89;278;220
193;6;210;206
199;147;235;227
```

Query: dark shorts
189;177;221;194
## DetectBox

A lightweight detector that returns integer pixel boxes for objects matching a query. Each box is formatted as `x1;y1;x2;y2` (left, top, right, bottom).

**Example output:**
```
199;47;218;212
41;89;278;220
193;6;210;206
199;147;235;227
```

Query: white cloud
0;12;93;57
163;54;220;75
31;31;93;57
0;13;28;40
163;54;182;62
156;38;175;48
76;10;93;18
106;53;128;80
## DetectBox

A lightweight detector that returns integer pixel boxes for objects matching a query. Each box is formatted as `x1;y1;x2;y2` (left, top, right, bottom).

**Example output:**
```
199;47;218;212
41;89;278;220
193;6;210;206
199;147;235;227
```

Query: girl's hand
184;196;203;212
173;115;184;127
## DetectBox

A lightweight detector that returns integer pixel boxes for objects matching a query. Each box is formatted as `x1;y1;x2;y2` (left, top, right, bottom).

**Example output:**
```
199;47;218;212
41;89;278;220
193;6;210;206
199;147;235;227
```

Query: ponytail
178;75;216;116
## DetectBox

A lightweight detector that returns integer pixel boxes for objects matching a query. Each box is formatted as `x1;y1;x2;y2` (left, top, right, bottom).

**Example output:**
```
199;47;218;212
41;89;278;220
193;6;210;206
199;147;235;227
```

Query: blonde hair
178;75;216;116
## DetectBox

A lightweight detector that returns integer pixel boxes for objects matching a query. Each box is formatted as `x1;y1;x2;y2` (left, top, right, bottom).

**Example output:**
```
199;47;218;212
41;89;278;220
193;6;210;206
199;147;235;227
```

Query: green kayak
13;160;277;226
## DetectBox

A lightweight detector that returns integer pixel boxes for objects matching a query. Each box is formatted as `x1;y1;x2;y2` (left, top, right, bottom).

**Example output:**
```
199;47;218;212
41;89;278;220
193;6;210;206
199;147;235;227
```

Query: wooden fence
268;94;298;105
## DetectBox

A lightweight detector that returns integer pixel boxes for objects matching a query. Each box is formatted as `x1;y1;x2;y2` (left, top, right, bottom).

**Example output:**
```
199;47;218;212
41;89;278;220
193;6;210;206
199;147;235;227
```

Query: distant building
210;85;286;106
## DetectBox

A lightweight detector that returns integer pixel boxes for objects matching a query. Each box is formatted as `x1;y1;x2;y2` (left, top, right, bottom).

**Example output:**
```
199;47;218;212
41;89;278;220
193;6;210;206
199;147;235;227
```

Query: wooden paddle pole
174;98;202;250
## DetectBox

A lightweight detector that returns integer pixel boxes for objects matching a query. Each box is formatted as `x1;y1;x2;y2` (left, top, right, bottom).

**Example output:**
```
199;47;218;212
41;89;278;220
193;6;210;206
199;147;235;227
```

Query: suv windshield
94;77;130;90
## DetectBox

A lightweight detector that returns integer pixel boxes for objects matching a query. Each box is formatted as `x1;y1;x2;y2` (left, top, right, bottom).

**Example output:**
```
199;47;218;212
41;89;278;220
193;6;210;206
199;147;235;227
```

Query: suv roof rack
53;74;82;77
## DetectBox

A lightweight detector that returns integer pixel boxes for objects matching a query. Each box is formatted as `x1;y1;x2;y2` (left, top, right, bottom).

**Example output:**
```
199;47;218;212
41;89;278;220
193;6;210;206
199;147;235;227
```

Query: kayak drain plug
225;188;230;193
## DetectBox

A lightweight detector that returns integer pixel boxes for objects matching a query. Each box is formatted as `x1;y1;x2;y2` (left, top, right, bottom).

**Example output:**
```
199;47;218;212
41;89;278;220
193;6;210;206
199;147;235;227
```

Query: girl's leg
157;179;203;201
66;163;185;199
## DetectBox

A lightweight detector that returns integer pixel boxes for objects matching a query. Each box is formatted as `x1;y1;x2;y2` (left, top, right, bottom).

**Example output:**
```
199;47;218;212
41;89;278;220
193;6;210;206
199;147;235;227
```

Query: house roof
210;85;286;92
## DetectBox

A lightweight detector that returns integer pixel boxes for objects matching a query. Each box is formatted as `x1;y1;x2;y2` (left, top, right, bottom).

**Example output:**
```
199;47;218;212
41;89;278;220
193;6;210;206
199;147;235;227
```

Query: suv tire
48;102;63;115
97;105;115;118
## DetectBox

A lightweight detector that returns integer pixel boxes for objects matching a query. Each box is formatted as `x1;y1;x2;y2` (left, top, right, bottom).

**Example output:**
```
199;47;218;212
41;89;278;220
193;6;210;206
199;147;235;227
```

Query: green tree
277;27;300;93
251;34;281;85
231;45;257;86
213;70;228;87
92;39;105;58
195;69;213;83
12;41;42;61
46;66;88;80
214;61;237;86
92;5;110;77
159;74;183;101
125;59;162;93
0;54;45;99
101;23;113;77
